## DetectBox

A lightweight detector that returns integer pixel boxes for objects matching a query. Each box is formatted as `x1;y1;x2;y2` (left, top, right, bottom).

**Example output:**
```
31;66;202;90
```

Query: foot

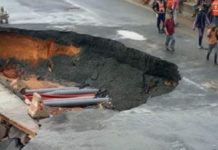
198;46;204;49
170;47;175;52
204;47;209;50
158;29;161;34
166;46;170;51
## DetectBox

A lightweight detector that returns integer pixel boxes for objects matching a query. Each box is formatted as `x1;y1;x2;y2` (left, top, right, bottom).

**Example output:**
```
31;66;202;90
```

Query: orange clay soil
0;33;80;64
22;75;63;89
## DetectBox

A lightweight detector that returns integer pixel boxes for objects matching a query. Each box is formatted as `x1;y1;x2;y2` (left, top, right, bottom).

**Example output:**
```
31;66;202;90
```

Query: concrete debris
10;78;26;91
0;138;23;150
28;93;49;119
0;123;8;140
8;127;29;145
164;80;177;87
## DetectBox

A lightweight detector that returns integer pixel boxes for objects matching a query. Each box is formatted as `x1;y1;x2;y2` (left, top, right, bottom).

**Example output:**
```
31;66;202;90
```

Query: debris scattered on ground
28;93;49;119
8;127;30;145
164;80;177;87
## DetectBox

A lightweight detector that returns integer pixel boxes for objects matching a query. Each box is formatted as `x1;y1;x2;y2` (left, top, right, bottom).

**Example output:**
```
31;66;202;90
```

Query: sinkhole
0;27;181;149
0;27;181;111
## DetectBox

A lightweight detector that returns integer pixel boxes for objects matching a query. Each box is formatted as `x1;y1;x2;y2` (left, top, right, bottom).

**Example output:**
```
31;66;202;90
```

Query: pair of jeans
207;43;218;63
173;9;178;24
157;13;165;31
165;34;176;48
212;16;218;26
208;44;218;56
198;27;205;47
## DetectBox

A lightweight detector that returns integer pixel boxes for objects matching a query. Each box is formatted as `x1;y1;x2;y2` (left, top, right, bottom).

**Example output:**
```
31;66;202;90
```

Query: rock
0;138;23;150
28;93;49;119
8;127;29;145
91;71;98;80
0;123;8;140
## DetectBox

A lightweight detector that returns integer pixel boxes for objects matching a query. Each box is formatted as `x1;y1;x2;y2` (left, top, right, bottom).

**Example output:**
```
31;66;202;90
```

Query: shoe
198;46;204;49
158;29;161;34
171;47;175;52
204;47;209;51
166;46;170;51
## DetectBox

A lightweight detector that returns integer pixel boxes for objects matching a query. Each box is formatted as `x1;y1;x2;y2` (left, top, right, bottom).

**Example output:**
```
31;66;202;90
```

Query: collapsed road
1;0;218;149
0;27;180;111
0;27;180;149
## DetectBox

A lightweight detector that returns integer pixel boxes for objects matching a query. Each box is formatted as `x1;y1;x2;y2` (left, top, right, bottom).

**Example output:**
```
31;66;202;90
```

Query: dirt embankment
0;32;79;64
0;27;181;111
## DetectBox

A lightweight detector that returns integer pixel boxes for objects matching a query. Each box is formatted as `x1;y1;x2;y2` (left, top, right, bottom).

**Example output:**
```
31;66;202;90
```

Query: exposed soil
0;28;181;111
0;27;181;150
0;32;80;64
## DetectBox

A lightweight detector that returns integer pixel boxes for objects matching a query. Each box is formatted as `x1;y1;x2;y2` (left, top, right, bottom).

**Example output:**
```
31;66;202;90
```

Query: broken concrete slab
0;83;39;138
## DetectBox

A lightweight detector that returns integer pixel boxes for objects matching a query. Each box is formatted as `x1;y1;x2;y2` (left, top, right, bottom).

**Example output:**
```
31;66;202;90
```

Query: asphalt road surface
1;0;218;149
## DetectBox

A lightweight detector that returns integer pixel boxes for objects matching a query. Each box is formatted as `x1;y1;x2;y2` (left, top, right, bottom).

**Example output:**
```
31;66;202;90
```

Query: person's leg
157;14;161;33
160;13;165;32
216;16;218;27
165;35;171;50
192;5;197;17
207;44;214;60
173;10;178;24
198;27;204;48
179;0;183;14
214;44;218;64
170;34;176;51
212;16;218;26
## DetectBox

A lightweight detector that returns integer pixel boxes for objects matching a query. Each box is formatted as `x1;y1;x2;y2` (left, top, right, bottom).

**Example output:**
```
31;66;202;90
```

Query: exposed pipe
25;87;98;94
24;87;78;94
44;97;110;107
24;93;95;100
45;88;99;95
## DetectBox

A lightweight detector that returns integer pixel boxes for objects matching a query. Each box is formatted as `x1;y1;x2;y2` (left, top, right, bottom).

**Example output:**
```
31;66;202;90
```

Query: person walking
172;0;179;25
211;0;218;26
164;13;176;51
152;0;167;33
193;6;210;49
206;25;218;64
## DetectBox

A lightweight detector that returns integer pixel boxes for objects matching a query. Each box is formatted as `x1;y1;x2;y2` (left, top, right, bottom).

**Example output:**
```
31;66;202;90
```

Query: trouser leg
212;16;218;27
157;15;161;32
198;27;204;47
165;35;170;47
207;44;215;60
214;44;218;64
173;9;178;24
159;13;165;31
170;35;176;49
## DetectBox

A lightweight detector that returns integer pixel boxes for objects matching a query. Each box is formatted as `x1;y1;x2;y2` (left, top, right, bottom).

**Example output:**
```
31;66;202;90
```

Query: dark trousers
157;13;165;32
212;16;218;26
198;27;205;47
207;43;218;64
